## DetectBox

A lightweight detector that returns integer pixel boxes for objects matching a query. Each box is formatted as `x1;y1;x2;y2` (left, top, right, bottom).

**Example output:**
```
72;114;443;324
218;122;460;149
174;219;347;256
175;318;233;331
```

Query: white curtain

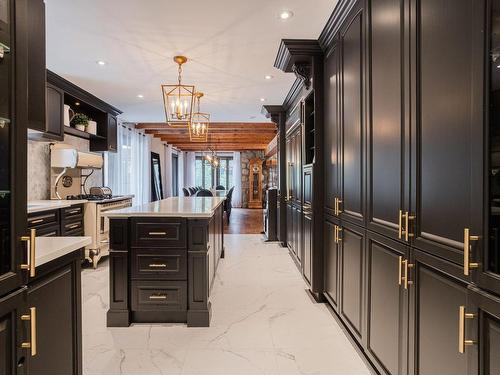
177;151;184;195
232;152;242;207
184;152;196;187
106;124;151;205
164;144;173;197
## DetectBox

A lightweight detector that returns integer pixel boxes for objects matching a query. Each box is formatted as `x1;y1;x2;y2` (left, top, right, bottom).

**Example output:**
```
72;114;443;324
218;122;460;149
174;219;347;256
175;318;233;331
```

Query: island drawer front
131;248;187;280
62;218;84;235
131;218;187;248
28;210;59;228
131;281;187;311
62;204;84;219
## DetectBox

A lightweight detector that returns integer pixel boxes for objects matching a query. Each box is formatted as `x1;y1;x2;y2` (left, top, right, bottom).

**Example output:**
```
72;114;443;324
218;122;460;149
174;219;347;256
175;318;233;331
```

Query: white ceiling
45;0;337;122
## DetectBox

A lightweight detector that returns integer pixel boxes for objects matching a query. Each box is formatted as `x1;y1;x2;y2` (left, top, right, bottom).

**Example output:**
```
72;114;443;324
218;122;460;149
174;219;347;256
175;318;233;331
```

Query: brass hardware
401;259;414;289
334;197;342;216
21;307;37;356
458;306;476;353
405;212;415;241
337;227;342;242
67;209;80;215
464;228;479;276
334;225;340;244
67;224;80;229
149;294;167;300
398;210;403;239
20;229;36;277
398;256;403;285
148;232;167;236
149;263;167;268
30;219;44;224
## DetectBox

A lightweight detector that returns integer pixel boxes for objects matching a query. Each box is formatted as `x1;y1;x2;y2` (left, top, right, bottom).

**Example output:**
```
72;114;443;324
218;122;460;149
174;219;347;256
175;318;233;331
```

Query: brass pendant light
190;92;210;142
161;56;195;127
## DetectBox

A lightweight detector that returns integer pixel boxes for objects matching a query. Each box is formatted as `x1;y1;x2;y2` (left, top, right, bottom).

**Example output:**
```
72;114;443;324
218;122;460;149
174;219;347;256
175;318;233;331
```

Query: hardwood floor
225;208;264;234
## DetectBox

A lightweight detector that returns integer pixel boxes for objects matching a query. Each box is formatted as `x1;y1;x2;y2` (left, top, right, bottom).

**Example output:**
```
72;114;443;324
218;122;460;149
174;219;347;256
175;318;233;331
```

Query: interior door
367;0;409;241
324;41;340;216
339;0;366;227
410;0;484;266
365;231;409;375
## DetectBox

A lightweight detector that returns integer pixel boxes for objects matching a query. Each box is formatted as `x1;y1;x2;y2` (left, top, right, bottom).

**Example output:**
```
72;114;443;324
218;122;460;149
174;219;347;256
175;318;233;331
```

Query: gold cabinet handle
464;228;479;276
149;263;167;268
337;199;343;215
398;210;403;239
334;225;339;244
400;259;414;289
458;306;476;353
67;223;80;229
149;294;167;300
67;209;80;215
405;212;415;241
30;219;44;224
21;307;37;356
20;229;36;277
148;232;167;236
398;256;403;285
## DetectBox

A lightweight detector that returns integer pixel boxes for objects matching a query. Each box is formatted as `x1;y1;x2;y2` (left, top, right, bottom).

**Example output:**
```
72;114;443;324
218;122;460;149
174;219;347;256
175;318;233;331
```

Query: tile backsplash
27;134;103;201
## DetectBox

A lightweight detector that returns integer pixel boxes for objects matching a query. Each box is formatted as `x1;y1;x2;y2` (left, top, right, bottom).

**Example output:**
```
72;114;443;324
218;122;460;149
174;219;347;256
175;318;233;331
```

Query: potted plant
71;113;90;132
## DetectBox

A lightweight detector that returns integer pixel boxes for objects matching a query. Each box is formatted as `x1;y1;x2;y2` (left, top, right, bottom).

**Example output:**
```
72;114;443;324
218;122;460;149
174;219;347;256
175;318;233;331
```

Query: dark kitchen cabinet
26;0;46;133
408;249;469;375
0;288;27;375
90;114;117;153
286;203;293;251
324;216;339;310
367;0;408;242
294;205;302;262
365;231;409;375
466;286;500;375
44;83;64;141
410;0;484;266
339;0;366;227
339;220;365;341
303;209;312;285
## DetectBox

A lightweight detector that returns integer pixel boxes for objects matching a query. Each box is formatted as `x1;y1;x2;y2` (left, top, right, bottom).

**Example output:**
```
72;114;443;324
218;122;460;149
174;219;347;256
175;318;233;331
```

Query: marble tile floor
82;234;371;375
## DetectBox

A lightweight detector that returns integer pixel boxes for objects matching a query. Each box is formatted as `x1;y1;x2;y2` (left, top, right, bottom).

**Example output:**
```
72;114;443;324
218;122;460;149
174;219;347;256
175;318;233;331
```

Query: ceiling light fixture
260;98;266;102
161;55;195;128
190;92;210;142
137;94;144;98
265;75;273;80
279;10;293;20
96;60;107;66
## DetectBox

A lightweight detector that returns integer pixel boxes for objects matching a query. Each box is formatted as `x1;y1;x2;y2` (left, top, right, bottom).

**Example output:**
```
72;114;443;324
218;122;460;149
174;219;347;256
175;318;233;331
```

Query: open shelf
64;126;106;140
303;93;315;164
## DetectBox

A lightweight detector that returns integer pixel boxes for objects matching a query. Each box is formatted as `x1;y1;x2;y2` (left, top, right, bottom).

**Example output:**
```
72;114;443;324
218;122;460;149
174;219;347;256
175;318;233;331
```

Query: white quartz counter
104;197;226;218
35;236;91;267
28;199;87;214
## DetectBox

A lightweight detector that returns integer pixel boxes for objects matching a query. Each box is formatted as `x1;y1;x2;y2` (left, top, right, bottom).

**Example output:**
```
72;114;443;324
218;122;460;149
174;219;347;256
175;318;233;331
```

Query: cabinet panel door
366;231;408;375
287;204;293;251
324;217;339;309
0;288;27;375
45;83;64;140
368;0;408;240
340;1;366;226
107;115;117;152
409;249;468;375
27;267;77;375
303;211;312;285
411;0;483;265
340;220;364;340
466;287;500;375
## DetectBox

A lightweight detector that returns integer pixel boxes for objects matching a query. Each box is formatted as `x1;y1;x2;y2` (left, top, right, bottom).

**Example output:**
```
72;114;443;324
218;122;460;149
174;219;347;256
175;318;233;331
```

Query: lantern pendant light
190;92;210;142
161;56;195;127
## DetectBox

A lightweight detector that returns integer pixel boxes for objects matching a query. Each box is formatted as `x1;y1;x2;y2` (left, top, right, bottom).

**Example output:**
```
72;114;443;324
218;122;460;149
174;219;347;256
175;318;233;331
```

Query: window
172;154;179;196
195;156;233;189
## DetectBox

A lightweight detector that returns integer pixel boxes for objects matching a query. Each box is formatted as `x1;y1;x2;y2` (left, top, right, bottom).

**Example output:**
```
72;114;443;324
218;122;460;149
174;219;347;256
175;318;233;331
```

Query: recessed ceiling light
137;94;144;98
279;10;294;20
96;60;107;66
260;98;266;102
75;102;80;106
265;75;273;80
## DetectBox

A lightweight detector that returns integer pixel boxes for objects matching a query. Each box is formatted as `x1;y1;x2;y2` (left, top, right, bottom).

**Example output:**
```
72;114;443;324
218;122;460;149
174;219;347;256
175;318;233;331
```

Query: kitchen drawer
131;218;187;248
131;280;187;311
28;209;59;228
36;224;60;237
61;204;84;219
61;218;84;235
131;248;187;280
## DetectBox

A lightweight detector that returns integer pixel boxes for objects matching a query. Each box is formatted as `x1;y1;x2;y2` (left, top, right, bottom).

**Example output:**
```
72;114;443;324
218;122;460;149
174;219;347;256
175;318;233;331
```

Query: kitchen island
104;197;225;327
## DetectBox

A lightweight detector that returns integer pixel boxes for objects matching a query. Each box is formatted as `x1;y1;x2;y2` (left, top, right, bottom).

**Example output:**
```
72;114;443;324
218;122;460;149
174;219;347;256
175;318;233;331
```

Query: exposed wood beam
137;122;277;131
170;143;268;151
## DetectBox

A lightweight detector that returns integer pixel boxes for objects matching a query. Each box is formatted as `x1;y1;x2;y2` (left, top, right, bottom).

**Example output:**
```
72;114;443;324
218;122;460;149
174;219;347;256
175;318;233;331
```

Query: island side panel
107;218;130;327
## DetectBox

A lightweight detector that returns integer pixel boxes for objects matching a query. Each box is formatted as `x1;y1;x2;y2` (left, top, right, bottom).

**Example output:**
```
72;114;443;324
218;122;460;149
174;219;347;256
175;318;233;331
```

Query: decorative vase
75;124;86;132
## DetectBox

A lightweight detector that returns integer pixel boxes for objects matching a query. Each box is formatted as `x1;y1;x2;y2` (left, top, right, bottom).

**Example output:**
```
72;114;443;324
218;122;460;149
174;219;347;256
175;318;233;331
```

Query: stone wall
240;150;269;208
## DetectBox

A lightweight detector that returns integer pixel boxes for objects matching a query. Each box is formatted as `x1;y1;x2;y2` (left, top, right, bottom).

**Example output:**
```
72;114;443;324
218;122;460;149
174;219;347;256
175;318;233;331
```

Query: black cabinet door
324;216;339;310
339;220;365;341
324;42;340;216
303;210;312;285
294;206;302;262
365;231;409;375
45;83;64;141
107;114;117;152
26;0;45;133
287;204;293;251
0;288;27;375
339;0;366;227
410;0;484;266
409;249;469;375
26;266;78;375
367;0;409;241
466;287;500;375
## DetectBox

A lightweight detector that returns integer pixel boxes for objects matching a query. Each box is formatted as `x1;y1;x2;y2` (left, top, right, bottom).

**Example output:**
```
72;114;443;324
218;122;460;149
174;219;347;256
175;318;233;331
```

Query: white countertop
35;236;91;267
28;200;87;214
104;197;226;218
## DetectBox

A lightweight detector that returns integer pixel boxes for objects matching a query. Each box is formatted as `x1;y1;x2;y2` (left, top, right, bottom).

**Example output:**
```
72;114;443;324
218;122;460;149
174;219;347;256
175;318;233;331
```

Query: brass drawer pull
149;294;167;300
398;256;403;285
148;231;167;236
458;306;476;353
67;223;80;229
463;228;479;276
149;263;167;268
67;209;80;215
400;259;414;289
20;229;36;277
20;307;37;356
30;219;44;224
334;197;343;216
